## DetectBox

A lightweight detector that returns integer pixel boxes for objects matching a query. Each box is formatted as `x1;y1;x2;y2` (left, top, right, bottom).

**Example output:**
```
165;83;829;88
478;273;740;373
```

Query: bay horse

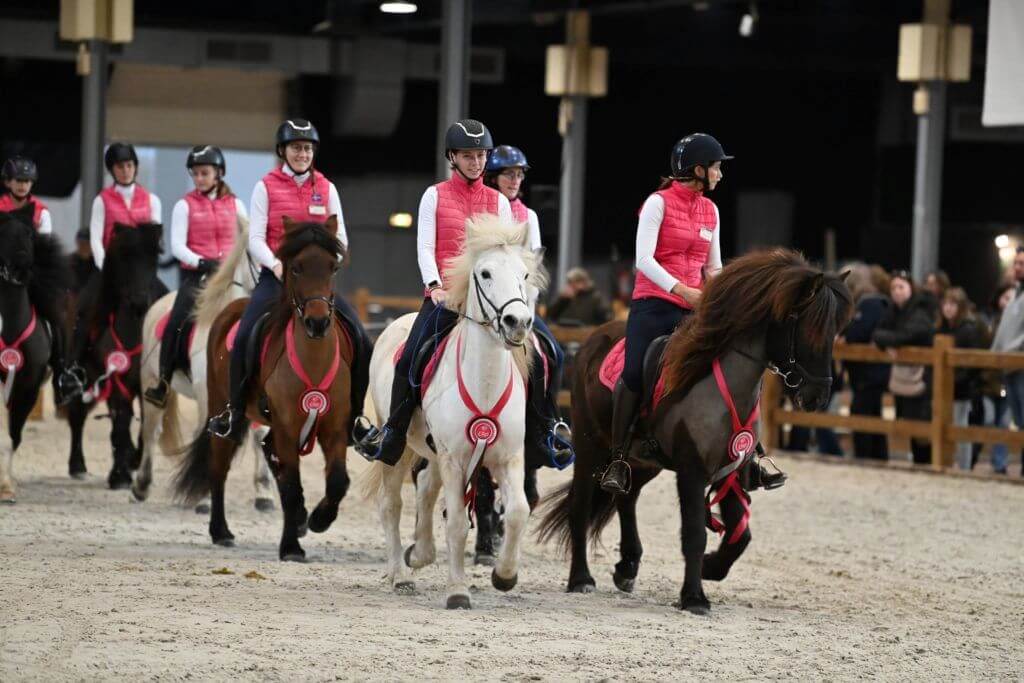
359;215;545;609
0;205;70;502
65;223;166;488
132;217;273;510
538;249;852;614
174;216;352;561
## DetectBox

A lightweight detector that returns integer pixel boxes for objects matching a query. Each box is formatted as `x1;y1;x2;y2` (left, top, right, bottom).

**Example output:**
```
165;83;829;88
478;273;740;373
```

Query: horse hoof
446;594;472;610
308;505;337;534
70;471;88;481
394;581;416;594
1;493;16;504
567;581;596;594
679;595;711;616
108;476;132;491
297;522;308;538
212;537;235;548
130;485;148;502
613;572;636;593
403;544;416;568
194;503;211;515
281;552;307;563
253;497;275;513
474;552;496;567
683;603;711;616
491;570;518;592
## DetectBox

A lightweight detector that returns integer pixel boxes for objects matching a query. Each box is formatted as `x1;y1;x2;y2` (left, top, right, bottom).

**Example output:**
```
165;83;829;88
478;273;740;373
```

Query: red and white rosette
729;428;756;461
301;389;331;415
298;389;332;456
106;350;132;375
0;348;24;373
467;416;499;447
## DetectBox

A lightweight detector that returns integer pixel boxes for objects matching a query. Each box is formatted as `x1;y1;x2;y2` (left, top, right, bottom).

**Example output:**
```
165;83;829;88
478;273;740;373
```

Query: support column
557;97;587;291
910;80;947;281
436;0;471;181
79;39;108;224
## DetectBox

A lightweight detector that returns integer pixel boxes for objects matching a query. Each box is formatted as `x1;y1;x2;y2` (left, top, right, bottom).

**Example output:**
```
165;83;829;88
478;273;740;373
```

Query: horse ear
839;270;852;283
533;246;547;262
282;215;296;233
324;214;338;235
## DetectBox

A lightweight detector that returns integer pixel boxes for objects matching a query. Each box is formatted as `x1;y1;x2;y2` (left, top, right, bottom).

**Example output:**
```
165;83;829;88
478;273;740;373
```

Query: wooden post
354;287;370;323
760;372;782;452
930;334;954;471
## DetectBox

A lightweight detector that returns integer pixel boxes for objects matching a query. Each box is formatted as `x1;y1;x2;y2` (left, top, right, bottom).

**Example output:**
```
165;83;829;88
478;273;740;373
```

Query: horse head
279;215;344;339
104;223;163;317
443;214;548;348
0;204;37;286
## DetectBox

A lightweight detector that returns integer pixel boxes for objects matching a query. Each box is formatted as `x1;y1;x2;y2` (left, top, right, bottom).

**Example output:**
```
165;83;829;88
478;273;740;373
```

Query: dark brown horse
539;249;852;614
174;216;353;561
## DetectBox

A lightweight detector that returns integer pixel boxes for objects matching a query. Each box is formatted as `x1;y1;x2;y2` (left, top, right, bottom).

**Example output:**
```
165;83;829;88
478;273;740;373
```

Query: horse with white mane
361;214;547;609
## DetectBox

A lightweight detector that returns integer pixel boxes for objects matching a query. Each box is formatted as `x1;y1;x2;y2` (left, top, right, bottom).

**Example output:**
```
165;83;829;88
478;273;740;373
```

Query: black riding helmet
2;156;38;182
104;142;139;173
187;145;226;175
275;119;320;158
670;133;733;186
444;119;494;156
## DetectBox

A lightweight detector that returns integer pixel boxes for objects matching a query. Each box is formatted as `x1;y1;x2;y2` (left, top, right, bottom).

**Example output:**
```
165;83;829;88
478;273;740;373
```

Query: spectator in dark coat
547;267;612;326
843;264;891;460
873;270;935;465
938;287;985;470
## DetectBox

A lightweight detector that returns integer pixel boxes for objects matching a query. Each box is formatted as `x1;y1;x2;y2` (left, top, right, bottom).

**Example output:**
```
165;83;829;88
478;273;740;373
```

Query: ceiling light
995;234;1010;248
389;212;413;228
739;2;758;37
380;2;417;14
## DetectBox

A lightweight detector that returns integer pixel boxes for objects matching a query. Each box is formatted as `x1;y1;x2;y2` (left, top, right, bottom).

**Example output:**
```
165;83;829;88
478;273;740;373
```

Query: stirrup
208;407;242;442
56;366;85;405
143;378;170;408
598;456;632;495
757;456;788;491
546;420;575;470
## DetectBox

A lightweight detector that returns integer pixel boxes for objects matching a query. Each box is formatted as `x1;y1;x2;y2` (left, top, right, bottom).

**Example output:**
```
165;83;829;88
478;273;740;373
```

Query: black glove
197;259;220;275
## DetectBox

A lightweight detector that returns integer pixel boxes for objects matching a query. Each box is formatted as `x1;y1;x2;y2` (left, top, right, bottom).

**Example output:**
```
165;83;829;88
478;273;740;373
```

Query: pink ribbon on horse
284;317;342;456
0;307;37;405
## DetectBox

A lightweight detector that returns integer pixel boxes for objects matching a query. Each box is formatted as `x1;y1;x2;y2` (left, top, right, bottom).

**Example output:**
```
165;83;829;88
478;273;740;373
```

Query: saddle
392;331;451;402
599;335;671;410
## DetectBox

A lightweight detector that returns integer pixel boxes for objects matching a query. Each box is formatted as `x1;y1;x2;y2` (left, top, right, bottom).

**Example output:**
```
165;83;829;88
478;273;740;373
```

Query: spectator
938;287;985;470
978;283;1015;473
547;267;612;326
843;263;891;460
990;248;1024;476
923;270;950;318
786;361;844;456
873;270;935;465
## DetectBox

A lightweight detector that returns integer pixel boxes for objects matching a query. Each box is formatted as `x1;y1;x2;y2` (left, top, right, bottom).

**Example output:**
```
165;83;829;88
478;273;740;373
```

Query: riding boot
346;321;373;445
143;330;177;408
599;379;641;495
743;443;788;491
353;370;416;467
47;323;83;405
207;350;250;444
524;350;574;470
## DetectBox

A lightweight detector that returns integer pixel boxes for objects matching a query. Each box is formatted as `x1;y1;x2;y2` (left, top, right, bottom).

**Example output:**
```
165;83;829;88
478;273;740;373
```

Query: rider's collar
282;163;311;183
113;182;136;197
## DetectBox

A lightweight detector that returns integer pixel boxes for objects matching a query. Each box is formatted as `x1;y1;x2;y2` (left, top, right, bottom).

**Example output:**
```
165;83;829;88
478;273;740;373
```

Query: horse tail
157;389;185;456
535;476;617;555
355;447;416;501
172;431;213;505
193;214;250;330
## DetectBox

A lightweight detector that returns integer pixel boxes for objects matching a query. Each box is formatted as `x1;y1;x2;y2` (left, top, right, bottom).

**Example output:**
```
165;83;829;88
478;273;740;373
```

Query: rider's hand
272;261;284;281
671;283;701;307
429;287;448;306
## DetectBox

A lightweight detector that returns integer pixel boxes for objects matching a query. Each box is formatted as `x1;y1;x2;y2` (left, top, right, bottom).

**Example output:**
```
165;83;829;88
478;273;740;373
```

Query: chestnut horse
174;217;352;561
539;249;852;614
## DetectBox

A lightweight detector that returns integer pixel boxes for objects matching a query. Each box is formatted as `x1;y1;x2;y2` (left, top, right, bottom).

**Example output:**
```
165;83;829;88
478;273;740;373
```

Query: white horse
360;215;547;609
131;217;272;509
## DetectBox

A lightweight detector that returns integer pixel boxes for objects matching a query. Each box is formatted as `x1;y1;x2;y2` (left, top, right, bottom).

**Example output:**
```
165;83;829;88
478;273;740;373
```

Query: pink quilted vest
0;194;46;229
100;185;153;248
631;181;718;310
182;190;237;268
432;176;500;288
510;197;529;223
262;167;331;253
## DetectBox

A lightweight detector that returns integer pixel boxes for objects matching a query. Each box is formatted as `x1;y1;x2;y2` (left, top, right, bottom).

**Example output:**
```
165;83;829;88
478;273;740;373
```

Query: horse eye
481;270;492;280
291;265;302;276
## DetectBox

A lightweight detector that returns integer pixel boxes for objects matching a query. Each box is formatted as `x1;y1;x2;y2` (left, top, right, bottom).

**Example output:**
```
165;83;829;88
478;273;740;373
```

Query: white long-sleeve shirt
170;192;249;267
635;193;722;293
248;165;346;271
89;184;162;269
415;185;517;287
37;207;52;235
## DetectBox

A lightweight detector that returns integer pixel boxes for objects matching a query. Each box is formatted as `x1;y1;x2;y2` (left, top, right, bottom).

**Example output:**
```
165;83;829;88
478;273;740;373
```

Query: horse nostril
502;314;519;329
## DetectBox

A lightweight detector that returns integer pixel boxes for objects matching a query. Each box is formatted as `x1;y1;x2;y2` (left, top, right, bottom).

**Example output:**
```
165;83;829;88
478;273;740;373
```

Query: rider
206;119;372;443
354;120;572;468
598;133;786;495
62;142;163;399
482;144;573;471
144;146;247;408
1;157;53;233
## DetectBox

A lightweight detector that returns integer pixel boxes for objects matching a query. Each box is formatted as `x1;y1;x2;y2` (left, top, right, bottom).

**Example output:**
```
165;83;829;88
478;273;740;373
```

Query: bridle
0;265;26;286
461;270;530;347
732;312;833;392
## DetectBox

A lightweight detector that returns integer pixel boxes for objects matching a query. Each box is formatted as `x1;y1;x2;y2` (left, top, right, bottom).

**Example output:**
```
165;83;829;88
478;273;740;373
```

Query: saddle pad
225;320;240;352
599;338;668;410
392;335;452;401
155;312;197;355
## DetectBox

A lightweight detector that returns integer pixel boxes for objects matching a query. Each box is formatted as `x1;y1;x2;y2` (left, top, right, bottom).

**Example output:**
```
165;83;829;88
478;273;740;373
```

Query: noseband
462;271;530;347
734;313;833;392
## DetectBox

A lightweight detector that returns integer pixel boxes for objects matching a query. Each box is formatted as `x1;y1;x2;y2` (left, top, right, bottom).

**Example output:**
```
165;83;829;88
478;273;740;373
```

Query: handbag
889;363;926;397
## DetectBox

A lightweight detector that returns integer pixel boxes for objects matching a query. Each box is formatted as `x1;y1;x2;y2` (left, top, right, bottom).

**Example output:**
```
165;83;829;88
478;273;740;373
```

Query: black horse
65;223;166;488
0;204;71;502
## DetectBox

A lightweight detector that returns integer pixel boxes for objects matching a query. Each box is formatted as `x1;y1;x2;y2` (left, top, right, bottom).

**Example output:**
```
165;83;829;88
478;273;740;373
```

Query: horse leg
381;459;414;591
67;397;88;479
406;458;440;570
566;429;603;593
490;452;529;592
439;457;472;609
473;466;498;566
107;400;135;490
308;438;349;534
676;469;711;615
132;400;162;501
702;489;752;582
524;464;539;511
272;428;307;561
207;436;237;546
251;428;275;512
0;391;34;503
612;467;659;593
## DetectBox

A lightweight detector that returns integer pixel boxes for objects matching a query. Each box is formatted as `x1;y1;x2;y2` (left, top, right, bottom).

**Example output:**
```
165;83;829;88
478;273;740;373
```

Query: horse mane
442;213;549;314
661;248;853;397
193;213;250;329
30;231;73;329
95;223;162;322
